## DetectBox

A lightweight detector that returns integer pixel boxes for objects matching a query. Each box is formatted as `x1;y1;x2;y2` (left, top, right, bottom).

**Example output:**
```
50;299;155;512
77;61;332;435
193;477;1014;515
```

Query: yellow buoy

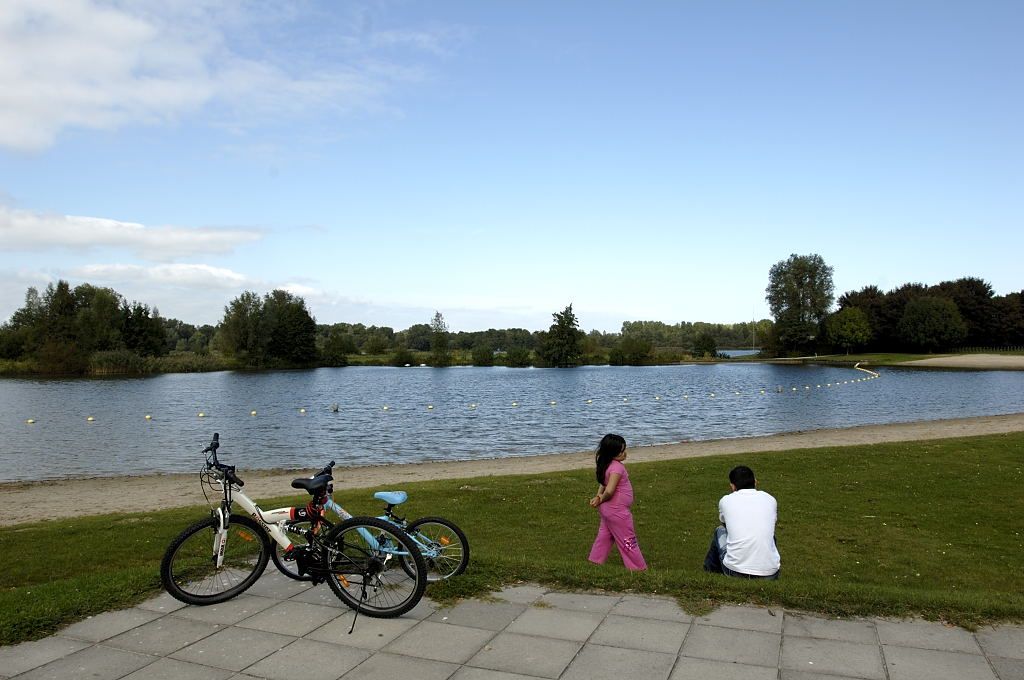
427;405;434;410
26;419;35;424
469;403;477;408
299;408;306;414
586;399;592;404
87;416;95;422
760;389;765;394
683;395;689;399
623;397;628;402
511;402;518;407
145;414;152;420
655;395;661;400
251;410;257;416
198;412;205;418
383;405;390;411
549;400;556;406
709;393;715;398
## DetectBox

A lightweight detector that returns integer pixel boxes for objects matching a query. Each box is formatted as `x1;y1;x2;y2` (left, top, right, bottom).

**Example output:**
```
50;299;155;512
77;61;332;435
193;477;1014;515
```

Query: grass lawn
2;432;1022;644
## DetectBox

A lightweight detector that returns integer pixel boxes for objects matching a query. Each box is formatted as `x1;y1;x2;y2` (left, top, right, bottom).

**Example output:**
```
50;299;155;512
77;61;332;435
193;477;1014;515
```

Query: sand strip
2;413;1023;526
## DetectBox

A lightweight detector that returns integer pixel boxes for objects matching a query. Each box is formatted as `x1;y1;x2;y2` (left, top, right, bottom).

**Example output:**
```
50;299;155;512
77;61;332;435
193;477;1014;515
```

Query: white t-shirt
719;489;781;576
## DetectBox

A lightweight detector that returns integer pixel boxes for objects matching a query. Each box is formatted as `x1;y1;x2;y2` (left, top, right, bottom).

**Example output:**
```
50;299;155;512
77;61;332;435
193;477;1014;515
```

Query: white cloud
0;206;263;260
0;0;463;151
70;263;252;289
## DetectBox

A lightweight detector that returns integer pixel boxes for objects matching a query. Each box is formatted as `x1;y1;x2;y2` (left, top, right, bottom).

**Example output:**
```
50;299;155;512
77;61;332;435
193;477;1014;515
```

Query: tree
502;346;532;367
837;285;885;350
471;343;494;366
609;336;654;365
897;296;967;352
538;304;584;367
932;277;996;346
429;311;451;367
122;301;166;357
765;254;834;354
826;307;872;354
403;324;432;352
216;291;265;366
262;289;317;365
693;331;718;358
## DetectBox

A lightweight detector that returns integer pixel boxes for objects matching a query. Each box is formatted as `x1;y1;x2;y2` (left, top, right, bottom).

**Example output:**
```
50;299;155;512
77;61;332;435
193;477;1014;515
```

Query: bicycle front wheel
406;516;470;581
323;517;427;618
161;514;270;605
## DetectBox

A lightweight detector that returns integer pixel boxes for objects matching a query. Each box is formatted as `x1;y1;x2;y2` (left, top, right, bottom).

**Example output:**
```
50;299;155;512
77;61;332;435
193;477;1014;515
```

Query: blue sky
1;1;1021;332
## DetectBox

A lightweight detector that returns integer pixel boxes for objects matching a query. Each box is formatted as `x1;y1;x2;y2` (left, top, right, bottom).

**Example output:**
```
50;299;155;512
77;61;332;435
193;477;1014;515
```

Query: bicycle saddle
374;491;407;505
292;473;332;495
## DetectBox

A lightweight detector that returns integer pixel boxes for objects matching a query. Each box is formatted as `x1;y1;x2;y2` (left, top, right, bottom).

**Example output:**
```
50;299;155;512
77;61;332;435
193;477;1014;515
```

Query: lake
2;364;1022;482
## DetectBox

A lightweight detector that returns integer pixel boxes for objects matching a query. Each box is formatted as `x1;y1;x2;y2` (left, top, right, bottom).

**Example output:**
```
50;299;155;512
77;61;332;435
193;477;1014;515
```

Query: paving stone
782;636;885;679
781;671;870;680
491;584;548;605
305;612;419;650
402;597;441;620
0;636;90;676
505;607;603;642
977;625;1024;660
59;607;164;642
990;656;1024;680
561;643;675;680
385;621;495;664
121;656;236;679
784;613;877;645
884;645;999;680
243;638;370;680
136;591;189;614
466;632;581;678
428;600;527;631
670;656;779;680
172;595;280;625
339;651;459;680
589;614;689;654
537;591;620;613
610;595;692;623
450;667;542;680
105;616;221;656
235;601;342;636
681;625;781;668
876;618;982;654
696;604;784;634
244;573;315;600
171;627;295;672
15;644;155;680
287;584;350;608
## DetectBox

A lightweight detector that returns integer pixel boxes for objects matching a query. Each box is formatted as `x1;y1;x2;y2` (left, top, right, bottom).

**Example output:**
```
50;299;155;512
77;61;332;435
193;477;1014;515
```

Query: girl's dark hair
595;434;627;484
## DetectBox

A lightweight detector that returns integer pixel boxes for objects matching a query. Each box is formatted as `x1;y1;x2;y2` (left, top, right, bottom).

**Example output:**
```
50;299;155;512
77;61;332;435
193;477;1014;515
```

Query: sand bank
2;413;1023;527
894;353;1024;369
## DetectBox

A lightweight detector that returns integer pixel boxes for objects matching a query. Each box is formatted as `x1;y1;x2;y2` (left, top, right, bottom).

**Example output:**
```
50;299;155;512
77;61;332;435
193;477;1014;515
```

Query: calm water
1;364;1022;481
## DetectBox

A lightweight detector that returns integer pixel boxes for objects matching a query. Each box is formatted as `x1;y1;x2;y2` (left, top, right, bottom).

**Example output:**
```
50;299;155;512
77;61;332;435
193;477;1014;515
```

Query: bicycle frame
323;495;444;561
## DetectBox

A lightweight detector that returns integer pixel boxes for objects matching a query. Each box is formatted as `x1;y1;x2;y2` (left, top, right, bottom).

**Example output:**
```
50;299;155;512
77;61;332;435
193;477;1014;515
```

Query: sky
1;1;1021;333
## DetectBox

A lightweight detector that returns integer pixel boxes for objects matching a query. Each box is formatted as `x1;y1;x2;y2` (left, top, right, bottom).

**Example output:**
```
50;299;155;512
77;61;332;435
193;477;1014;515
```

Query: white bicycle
160;433;427;618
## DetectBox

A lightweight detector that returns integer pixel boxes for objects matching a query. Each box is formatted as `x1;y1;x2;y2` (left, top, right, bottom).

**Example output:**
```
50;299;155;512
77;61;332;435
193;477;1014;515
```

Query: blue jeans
703;526;779;580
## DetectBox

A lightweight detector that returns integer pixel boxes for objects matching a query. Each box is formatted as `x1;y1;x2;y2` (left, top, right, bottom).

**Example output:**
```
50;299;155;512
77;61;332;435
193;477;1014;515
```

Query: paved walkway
1;572;1021;680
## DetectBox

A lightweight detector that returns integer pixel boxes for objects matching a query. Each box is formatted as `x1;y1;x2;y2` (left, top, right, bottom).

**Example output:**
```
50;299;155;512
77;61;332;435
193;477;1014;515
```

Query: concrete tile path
1;572;1021;680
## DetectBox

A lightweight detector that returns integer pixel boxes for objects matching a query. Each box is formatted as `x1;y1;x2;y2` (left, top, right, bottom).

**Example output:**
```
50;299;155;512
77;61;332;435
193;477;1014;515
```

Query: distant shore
3;412;1023;526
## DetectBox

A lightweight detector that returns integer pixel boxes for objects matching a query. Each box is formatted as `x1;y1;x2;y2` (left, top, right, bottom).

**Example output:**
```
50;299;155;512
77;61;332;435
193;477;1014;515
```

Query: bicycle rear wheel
406;516;470;581
161;514;270;605
323;517;427;618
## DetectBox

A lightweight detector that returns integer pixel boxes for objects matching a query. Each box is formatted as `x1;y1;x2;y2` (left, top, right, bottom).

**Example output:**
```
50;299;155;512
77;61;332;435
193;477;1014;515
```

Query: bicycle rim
407;517;469;581
162;515;269;604
324;517;426;618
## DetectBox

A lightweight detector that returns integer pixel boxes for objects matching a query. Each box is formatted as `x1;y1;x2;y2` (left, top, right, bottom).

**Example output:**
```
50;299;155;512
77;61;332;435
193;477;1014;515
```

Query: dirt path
3;412;1023;526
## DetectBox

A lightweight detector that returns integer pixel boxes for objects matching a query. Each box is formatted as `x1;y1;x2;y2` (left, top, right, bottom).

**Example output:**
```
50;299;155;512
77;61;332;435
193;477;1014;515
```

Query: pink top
603;460;634;507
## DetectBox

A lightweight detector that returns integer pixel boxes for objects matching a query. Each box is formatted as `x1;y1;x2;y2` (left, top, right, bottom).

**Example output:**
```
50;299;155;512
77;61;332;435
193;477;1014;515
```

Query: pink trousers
588;503;647;571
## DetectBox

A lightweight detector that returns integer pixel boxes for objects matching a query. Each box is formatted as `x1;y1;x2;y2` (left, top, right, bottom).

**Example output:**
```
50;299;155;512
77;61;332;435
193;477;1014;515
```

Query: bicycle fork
212;502;230;568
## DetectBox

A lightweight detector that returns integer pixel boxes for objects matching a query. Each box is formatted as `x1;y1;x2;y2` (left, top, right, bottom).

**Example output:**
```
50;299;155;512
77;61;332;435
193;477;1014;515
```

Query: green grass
2;432;1022;644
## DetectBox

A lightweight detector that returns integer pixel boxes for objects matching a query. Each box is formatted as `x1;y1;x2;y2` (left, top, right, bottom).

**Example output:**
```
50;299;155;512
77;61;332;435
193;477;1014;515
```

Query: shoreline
3;412;1023;526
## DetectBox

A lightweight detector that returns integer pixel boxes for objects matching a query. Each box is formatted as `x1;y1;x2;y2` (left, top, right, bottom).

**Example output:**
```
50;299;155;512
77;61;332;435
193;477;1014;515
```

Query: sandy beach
2;412;1023;526
893;353;1024;369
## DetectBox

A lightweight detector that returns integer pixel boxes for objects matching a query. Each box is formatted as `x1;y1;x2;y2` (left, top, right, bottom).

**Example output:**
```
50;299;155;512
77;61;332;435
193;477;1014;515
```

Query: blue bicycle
272;461;469;583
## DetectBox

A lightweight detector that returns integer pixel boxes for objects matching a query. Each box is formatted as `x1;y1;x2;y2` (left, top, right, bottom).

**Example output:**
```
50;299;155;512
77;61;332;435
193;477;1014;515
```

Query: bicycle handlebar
202;433;244;487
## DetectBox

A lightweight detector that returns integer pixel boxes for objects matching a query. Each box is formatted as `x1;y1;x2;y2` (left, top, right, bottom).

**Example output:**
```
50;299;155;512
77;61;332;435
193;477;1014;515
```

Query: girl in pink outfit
588;434;647;571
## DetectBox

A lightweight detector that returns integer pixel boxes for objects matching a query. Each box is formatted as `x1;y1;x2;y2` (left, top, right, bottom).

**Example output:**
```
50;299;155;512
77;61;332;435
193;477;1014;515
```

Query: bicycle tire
161;514;270;605
405;516;470;582
270;524;314;582
323;516;427;618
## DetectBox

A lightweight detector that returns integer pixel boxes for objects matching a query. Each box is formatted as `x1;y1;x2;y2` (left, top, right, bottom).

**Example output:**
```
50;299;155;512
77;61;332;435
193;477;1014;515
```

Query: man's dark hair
729;465;756;490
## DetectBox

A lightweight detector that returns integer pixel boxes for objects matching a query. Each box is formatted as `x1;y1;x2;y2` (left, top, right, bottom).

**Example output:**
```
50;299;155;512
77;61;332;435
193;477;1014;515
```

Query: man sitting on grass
703;465;781;580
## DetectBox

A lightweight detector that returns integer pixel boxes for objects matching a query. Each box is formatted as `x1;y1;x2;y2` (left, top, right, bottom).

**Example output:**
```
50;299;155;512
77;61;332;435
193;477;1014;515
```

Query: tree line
2;262;1020;375
764;254;1024;355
